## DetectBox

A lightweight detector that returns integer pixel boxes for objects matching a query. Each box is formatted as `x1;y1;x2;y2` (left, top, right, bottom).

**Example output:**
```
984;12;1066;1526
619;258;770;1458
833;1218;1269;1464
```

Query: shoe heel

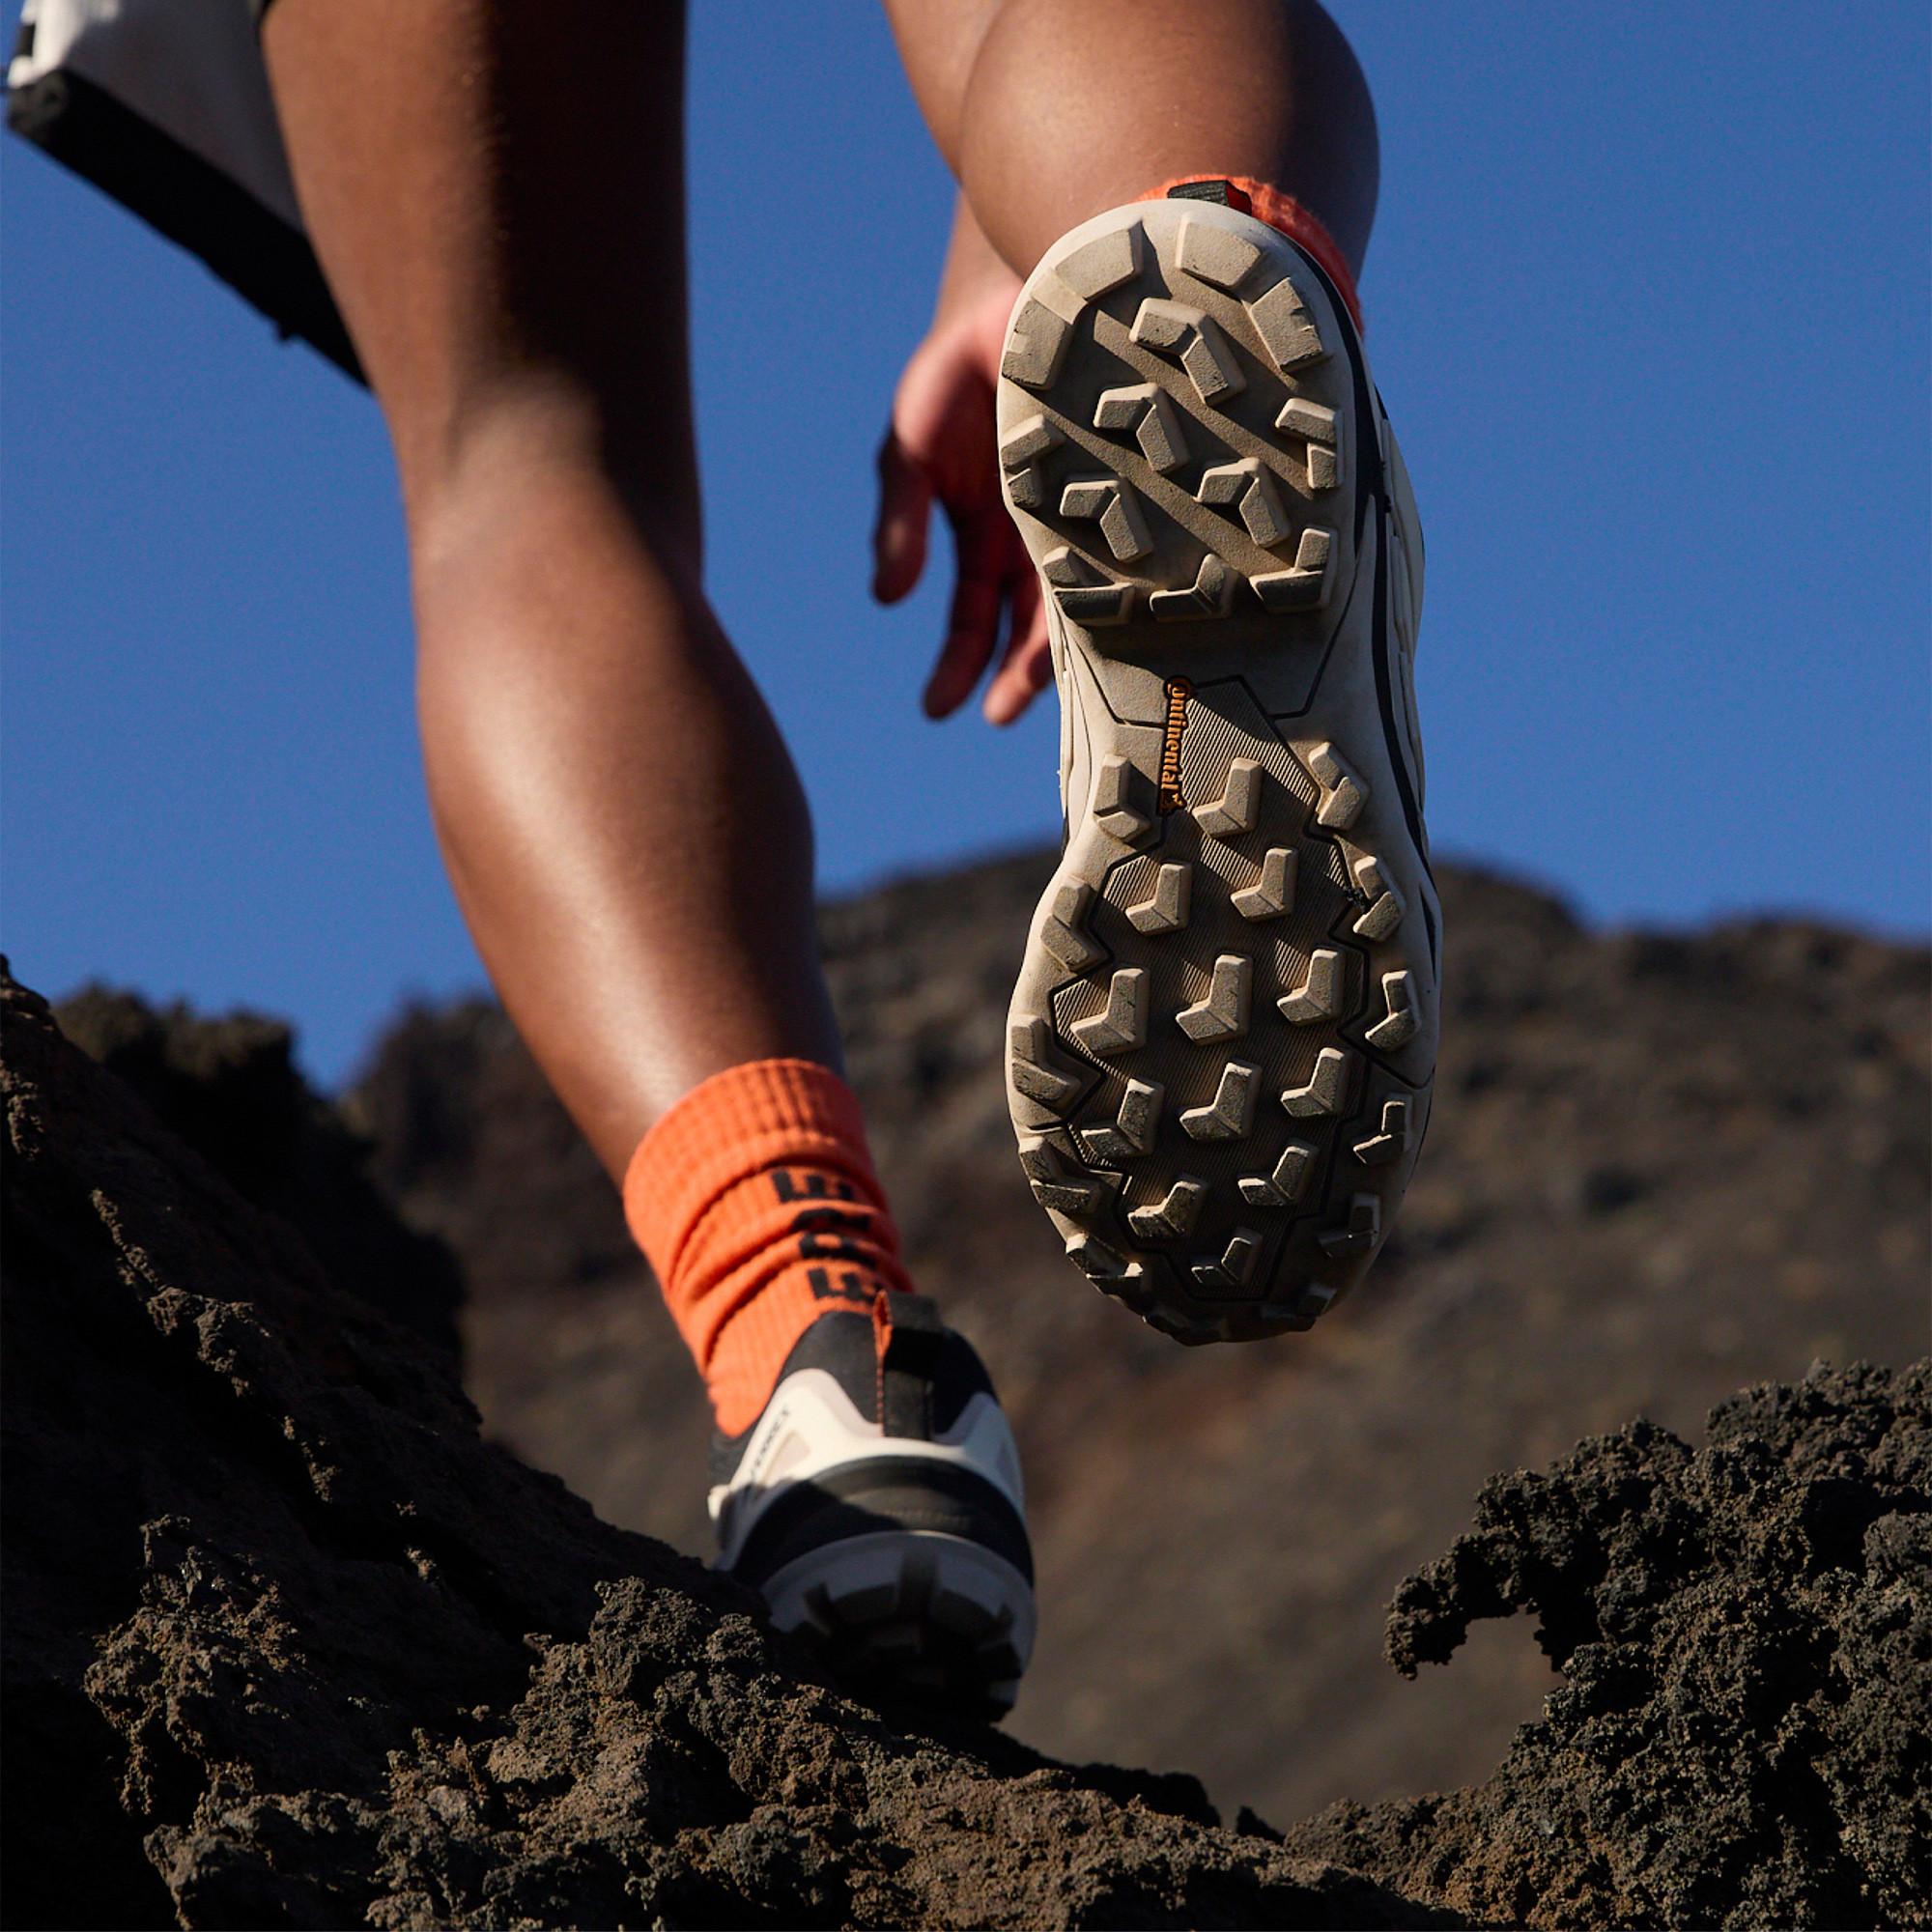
759;1530;1036;1720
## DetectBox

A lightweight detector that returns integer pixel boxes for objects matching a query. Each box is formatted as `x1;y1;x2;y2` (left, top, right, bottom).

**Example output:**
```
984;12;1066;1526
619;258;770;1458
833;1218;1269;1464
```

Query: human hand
871;272;1053;726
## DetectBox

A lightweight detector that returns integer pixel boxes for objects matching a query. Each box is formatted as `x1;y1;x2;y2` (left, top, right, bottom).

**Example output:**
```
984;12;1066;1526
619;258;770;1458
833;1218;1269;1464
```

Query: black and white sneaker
710;1293;1035;1719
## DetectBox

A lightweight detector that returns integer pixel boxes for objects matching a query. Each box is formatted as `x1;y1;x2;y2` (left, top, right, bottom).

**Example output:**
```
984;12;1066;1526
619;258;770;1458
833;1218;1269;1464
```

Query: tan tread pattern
1281;1045;1354;1119
1191;757;1264;838
1092;755;1154;844
1124;863;1192;935
1245;274;1326;370
1179;1059;1262;1142
997;194;1434;1344
1190;1227;1264;1291
1231;846;1296;921
1277;948;1346;1025
1198;458;1293;548
1009;1015;1083;1110
1297;741;1368;831
1057;221;1146;298
1065;1232;1141;1284
1127;1176;1209;1241
1176;953;1253;1043
1318;1193;1381;1257
1364;969;1420;1050
1149;552;1235;622
1239;1140;1319;1208
1078;1077;1163;1164
1094;383;1189;473
1176;215;1264;291
1042;547;1133;625
1039;881;1105;973
1347;849;1407;942
1351;1098;1412;1167
1016;1135;1106;1215
1060;476;1152;563
1000;298;1073;390
1128;298;1245;405
1250;528;1335;612
1276;397;1341;492
998;415;1064;511
1070;968;1150;1056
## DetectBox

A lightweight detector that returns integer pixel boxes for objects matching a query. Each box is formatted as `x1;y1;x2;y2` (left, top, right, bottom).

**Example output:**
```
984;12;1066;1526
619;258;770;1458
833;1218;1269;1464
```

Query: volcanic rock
1;965;1436;1930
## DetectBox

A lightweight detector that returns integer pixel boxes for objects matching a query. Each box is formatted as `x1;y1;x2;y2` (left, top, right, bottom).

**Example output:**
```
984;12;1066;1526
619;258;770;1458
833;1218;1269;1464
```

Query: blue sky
4;1;1927;1087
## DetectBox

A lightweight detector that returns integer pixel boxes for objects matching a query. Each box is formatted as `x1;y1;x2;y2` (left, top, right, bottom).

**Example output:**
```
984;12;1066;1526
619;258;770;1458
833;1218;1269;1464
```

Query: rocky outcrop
53;984;463;1360
0;965;1436;1929
1288;1361;1932;1929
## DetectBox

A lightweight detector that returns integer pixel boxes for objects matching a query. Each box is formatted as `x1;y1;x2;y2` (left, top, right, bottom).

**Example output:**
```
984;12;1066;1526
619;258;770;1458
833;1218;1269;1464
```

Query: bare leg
261;0;841;1179
884;0;1379;279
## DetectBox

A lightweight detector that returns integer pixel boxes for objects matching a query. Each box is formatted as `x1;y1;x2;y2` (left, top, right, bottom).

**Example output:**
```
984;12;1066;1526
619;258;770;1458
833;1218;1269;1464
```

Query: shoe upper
708;1293;1031;1590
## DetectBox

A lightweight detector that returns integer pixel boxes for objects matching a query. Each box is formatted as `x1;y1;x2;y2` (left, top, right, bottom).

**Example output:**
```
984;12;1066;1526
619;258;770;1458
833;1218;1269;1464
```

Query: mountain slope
347;854;1930;1824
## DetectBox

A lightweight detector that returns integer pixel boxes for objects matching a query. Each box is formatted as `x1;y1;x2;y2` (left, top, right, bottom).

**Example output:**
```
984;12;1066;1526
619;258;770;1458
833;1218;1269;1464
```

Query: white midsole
711;1366;1025;1573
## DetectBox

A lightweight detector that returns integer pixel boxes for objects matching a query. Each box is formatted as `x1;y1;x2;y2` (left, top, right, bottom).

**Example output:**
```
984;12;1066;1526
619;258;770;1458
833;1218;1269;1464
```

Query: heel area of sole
996;197;1365;659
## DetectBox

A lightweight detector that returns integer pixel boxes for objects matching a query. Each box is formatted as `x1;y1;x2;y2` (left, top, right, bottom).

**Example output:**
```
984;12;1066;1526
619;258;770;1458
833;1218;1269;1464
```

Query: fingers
871;433;931;605
926;511;1054;726
921;507;1007;718
881;283;1056;722
982;567;1053;725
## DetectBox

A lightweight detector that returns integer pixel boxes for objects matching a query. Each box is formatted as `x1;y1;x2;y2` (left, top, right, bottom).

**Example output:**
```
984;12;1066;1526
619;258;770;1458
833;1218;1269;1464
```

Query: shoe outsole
997;197;1438;1343
759;1529;1035;1721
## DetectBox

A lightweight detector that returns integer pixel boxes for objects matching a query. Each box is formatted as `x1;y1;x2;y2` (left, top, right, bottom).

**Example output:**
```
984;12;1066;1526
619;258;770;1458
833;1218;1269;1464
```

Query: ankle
1141;176;1362;331
623;1058;918;1435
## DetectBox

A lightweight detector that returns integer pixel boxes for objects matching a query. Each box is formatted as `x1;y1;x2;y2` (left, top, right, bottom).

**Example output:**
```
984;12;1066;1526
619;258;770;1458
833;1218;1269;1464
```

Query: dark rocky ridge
2;966;1441;1930
52;985;464;1361
349;853;1931;1824
1289;1362;1931;1928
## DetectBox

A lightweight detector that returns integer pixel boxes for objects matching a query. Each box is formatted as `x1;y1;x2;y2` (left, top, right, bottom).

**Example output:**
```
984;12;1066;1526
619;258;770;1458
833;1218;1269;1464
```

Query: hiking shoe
711;1292;1035;1719
996;189;1435;1342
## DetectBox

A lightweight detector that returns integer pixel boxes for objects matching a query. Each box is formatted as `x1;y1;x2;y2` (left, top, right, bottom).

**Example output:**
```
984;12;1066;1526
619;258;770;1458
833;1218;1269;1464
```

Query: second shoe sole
762;1529;1035;1722
998;195;1438;1343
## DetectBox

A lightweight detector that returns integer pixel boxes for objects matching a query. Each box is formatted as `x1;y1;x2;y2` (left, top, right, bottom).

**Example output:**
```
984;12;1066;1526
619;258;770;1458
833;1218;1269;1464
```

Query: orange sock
1141;176;1363;333
623;1058;915;1435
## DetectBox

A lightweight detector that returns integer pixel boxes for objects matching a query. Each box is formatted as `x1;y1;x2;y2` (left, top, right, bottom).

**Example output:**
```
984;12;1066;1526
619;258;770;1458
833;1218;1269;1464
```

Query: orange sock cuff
1139;176;1362;333
624;1058;913;1435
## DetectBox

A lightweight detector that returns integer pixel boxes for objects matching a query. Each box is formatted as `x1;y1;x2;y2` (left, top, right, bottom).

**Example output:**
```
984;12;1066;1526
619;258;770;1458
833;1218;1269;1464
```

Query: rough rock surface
352;854;1931;1822
1286;1361;1932;1929
1;966;1437;1930
53;984;464;1361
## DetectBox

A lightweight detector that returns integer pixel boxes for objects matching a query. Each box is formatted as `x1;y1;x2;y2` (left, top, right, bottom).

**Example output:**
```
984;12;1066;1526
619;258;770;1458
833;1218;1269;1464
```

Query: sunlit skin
261;0;1378;1181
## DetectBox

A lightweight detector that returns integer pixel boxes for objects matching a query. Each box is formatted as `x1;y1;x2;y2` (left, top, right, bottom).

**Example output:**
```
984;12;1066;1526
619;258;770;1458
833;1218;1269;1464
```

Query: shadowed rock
1285;1361;1931;1929
7;853;1928;1927
1;964;1439;1930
